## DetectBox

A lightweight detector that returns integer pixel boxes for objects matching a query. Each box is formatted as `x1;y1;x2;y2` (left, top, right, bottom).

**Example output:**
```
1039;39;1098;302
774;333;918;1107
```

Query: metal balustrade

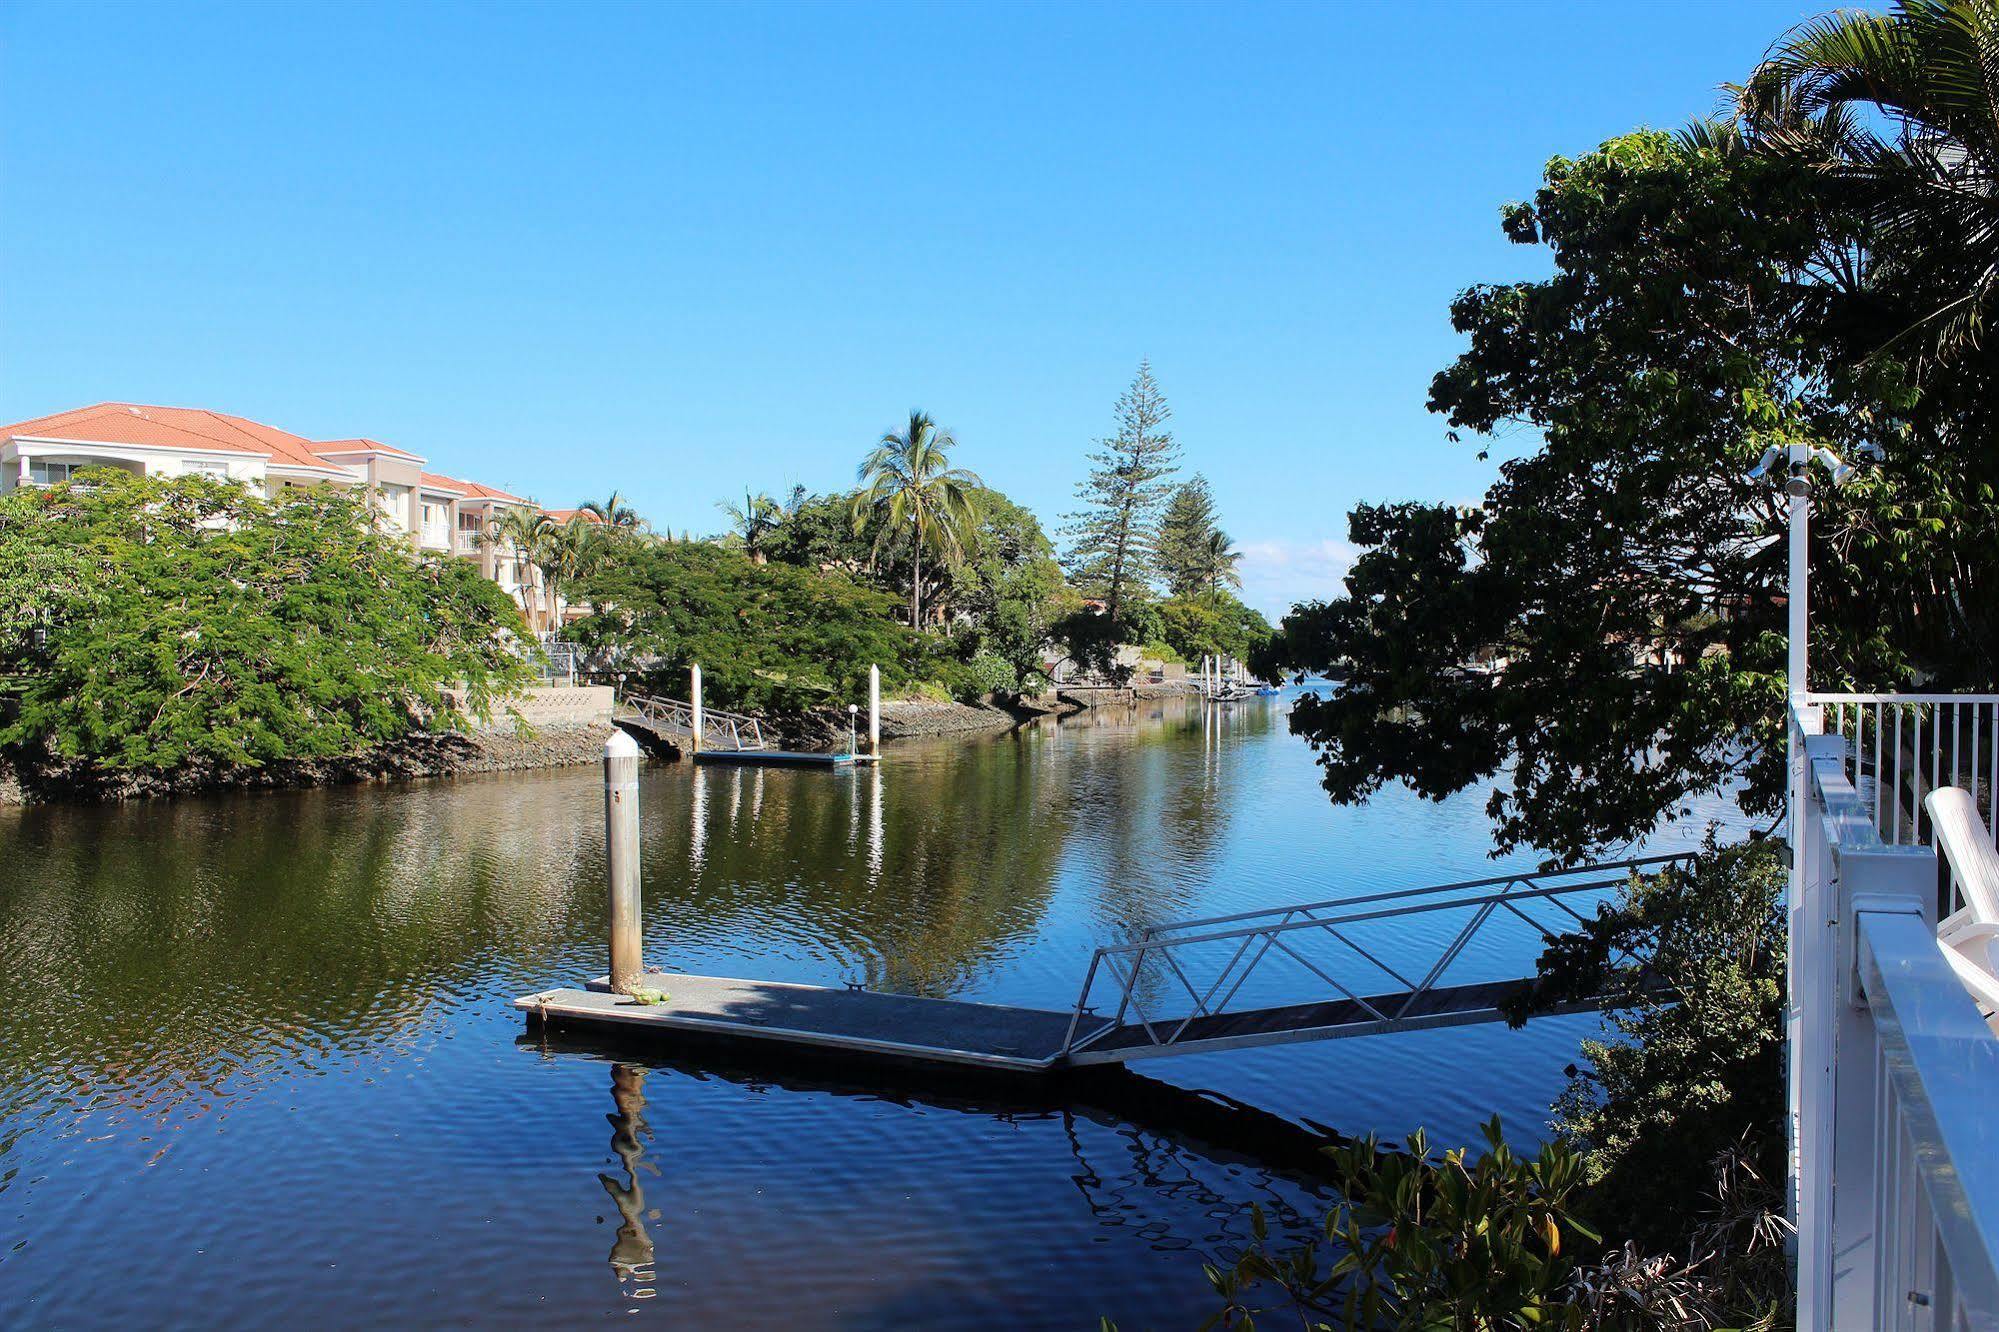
1793;706;1999;1330
616;691;769;752
1058;853;1694;1062
1809;693;1999;849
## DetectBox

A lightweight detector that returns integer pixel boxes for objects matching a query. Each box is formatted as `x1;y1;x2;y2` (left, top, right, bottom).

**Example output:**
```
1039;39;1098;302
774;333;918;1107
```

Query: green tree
852;410;984;630
1255;129;1948;861
951;489;1066;690
484;506;559;634
1740;0;1999;362
0;468;527;779
1155;474;1220;596
1505;841;1788;1255
580;490;645;532
717;489;784;564
567;540;967;716
1063;360;1180;619
1157;592;1270;665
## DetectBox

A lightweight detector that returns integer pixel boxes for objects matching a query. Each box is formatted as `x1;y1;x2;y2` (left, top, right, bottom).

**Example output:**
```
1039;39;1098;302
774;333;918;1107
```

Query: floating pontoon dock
691;749;875;768
523;732;1690;1076
518;972;1107;1073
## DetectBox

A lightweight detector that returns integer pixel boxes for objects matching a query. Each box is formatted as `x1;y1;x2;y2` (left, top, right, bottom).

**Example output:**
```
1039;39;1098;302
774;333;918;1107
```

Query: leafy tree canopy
568;539;969;715
1255;128;1999;860
0;469;528;776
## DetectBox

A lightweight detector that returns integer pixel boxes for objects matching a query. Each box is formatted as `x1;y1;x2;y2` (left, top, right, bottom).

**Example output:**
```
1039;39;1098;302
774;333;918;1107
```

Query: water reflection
600;1064;658;1299
551;1037;1337;1312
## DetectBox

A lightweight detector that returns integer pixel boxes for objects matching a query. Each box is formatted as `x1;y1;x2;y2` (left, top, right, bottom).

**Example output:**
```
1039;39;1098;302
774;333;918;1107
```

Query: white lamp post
848;703;859;757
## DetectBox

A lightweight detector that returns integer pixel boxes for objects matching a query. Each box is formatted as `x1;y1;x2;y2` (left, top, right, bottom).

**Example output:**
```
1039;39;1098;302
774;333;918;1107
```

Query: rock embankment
0;722;617;805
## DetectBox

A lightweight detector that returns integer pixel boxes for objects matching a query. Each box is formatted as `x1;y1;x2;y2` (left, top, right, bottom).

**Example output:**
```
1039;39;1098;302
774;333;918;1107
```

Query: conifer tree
1156;474;1221;597
1062;360;1180;619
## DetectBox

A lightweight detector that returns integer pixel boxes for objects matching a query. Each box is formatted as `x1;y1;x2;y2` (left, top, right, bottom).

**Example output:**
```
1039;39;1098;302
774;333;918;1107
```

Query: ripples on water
0;694;1742;1327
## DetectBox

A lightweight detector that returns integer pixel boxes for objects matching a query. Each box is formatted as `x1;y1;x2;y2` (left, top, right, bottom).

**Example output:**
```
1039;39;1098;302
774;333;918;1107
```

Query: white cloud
1236;537;1359;621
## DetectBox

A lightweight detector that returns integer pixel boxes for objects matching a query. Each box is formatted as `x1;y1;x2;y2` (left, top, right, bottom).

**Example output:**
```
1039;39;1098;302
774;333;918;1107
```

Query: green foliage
852;410;984;628
1198;1119;1601;1331
1257;126;1976;860
1157;592;1272;665
1063;359;1180;619
950;489;1066;690
1507;840;1789;1259
568;539;958;715
0;469;528;775
964;651;1017;696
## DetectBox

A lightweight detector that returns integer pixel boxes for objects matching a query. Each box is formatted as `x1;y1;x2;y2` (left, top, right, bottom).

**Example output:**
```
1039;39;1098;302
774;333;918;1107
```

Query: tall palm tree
580;490;644;532
718;490;783;564
1739;0;1999;359
1199;528;1243;598
851;411;983;629
485;505;559;633
539;515;605;633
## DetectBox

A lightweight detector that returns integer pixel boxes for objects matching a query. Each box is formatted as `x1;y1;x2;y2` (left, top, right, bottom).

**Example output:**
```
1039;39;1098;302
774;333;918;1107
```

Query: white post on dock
604;730;644;994
690;663;704;755
868;663;880;756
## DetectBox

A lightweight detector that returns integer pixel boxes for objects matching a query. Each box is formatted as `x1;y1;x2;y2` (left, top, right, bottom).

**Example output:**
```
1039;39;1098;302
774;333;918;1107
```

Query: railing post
605;730;644;994
690;663;703;755
868;664;880;756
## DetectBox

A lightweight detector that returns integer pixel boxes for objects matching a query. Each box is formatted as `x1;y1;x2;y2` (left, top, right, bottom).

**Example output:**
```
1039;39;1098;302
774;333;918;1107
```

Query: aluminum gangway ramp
615;692;774;753
520;853;1691;1074
1055;852;1691;1066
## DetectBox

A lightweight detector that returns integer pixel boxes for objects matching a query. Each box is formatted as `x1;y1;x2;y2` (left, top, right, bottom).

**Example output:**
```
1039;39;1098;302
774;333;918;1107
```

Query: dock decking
517;971;1108;1073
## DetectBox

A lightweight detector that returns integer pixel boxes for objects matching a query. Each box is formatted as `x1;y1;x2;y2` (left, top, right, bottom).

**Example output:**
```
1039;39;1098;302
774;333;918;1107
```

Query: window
185;460;230;478
28;460;86;485
459;510;482;532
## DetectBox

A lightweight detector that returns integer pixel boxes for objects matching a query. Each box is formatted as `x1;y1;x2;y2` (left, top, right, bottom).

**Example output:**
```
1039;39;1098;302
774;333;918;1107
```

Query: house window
459;511;482;532
28;460;87;485
186;460;230;478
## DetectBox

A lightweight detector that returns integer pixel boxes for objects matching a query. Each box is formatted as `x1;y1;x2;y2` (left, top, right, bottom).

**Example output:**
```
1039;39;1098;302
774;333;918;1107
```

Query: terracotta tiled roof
418;472;469;495
0;402;342;473
311;437;422;460
428;473;528;504
543;508;603;524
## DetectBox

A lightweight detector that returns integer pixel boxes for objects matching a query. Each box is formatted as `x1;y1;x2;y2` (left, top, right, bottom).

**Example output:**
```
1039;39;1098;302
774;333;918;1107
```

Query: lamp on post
848;704;859;758
1745;436;1879;1275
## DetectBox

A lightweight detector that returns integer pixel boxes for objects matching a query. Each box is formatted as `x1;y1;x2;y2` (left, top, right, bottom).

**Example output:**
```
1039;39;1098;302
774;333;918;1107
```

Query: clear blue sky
2;0;1828;617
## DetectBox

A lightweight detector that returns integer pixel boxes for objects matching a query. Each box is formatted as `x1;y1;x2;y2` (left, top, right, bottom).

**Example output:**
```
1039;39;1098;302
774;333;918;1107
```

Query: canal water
0;694;1731;1328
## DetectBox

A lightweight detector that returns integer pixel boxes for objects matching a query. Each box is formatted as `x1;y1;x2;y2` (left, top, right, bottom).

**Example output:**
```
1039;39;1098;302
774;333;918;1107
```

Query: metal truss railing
618;692;769;752
1059;852;1696;1059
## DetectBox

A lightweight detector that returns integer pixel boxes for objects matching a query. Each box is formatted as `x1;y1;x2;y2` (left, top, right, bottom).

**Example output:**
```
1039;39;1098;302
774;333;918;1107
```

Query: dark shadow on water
520;1027;1349;1303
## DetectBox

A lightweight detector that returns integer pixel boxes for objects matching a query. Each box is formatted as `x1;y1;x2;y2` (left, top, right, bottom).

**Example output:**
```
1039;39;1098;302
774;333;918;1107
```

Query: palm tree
485;505;559;633
539;515;605;633
1739;0;1999;359
1198;528;1243;598
851;411;983;629
580;490;644;532
718;490;784;564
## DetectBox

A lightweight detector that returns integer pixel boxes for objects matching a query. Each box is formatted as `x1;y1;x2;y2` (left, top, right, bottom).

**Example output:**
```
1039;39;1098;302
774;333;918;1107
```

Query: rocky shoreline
0;682;1205;806
0;722;619;806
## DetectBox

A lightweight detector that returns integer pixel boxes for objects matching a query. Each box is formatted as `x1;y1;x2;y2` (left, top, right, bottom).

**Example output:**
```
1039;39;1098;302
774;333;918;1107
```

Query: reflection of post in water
599;1063;658;1300
689;765;709;875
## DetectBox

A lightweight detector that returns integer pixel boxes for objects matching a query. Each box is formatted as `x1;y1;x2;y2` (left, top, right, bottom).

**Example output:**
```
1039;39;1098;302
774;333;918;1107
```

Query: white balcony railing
1792;698;1999;1329
1811;693;1999;849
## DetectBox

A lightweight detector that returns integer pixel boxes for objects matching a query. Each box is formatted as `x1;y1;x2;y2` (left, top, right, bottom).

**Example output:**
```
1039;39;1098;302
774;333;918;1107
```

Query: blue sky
2;0;1827;617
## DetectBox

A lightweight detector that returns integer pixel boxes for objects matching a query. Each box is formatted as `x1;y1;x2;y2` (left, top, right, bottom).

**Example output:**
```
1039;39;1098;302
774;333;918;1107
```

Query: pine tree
1156;474;1221;597
1062;360;1180;619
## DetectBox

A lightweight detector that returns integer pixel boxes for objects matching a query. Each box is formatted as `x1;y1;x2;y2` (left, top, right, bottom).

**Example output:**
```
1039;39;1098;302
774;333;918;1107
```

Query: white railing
1810;693;1999;849
617;692;769;752
1793;704;1999;1330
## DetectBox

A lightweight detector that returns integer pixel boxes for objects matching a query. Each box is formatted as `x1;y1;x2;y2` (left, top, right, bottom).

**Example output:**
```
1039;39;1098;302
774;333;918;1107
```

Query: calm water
0;695;1728;1328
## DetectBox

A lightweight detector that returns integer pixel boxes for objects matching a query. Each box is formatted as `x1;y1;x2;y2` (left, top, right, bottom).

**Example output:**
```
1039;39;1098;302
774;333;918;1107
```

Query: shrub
0;469;528;776
965;650;1018;696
